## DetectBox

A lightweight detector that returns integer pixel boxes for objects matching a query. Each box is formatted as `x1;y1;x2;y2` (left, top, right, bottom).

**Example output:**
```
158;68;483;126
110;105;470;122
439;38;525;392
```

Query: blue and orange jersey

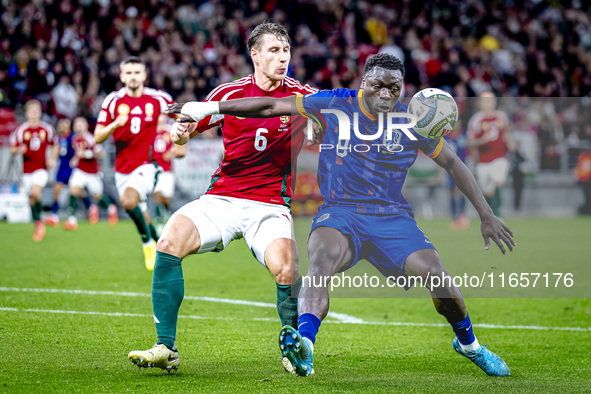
296;88;443;215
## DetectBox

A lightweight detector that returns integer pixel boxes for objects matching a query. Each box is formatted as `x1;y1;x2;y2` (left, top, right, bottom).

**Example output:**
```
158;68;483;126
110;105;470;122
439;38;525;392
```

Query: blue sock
82;195;92;210
459;197;466;215
448;313;476;345
297;313;321;345
51;201;59;215
450;197;457;218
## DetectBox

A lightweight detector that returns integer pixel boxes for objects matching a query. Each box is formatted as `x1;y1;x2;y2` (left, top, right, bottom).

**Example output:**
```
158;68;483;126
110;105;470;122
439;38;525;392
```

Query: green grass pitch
0;217;590;393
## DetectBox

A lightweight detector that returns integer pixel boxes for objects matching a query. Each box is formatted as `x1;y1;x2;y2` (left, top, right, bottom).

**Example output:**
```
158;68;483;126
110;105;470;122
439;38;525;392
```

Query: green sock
494;187;502;217
126;206;150;243
149;223;159;242
152;251;184;350
31;201;42;221
276;278;301;328
97;195;112;210
68;195;78;217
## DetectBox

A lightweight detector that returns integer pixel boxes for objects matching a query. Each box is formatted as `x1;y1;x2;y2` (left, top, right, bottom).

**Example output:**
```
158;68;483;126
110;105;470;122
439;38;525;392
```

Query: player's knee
30;190;41;202
405;250;446;279
308;241;346;275
156;236;179;255
120;196;137;211
273;261;295;284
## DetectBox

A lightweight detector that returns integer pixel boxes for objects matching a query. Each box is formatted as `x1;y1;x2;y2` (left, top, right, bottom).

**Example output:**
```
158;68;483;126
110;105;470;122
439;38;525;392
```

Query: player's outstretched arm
167;97;295;123
433;140;516;254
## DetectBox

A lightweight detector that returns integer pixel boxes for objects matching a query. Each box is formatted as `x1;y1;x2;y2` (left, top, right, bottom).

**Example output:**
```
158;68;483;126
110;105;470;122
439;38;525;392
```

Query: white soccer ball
408;88;458;139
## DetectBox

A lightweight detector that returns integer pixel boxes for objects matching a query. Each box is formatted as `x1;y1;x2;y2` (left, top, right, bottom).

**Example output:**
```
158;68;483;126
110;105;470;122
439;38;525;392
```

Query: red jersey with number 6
11;121;57;173
193;75;317;206
467;110;509;163
73;131;102;174
97;88;174;174
153;126;173;172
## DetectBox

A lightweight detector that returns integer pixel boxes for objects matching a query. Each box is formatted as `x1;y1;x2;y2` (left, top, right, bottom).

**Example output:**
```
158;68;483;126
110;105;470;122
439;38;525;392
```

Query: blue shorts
310;205;436;279
56;165;73;184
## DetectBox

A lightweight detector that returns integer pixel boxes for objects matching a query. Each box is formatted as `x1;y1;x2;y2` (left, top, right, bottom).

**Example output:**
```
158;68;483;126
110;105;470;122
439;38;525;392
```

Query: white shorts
172;194;294;266
115;163;158;212
22;169;49;195
476;157;510;195
154;171;175;198
69;168;103;197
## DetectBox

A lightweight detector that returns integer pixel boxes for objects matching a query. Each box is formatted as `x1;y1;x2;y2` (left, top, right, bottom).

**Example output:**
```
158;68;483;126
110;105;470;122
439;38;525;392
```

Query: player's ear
251;48;258;64
360;76;366;89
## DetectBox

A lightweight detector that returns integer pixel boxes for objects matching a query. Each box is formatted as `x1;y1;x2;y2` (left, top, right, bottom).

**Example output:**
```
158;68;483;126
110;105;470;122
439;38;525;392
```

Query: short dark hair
364;53;405;78
247;22;290;53
119;56;145;70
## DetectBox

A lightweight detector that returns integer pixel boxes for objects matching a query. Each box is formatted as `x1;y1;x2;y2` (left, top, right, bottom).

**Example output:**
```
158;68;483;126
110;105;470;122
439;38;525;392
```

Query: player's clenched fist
113;114;129;128
170;122;193;145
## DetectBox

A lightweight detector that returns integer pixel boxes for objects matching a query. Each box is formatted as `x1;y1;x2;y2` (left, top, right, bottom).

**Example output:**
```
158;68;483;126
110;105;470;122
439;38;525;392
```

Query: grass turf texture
0;218;590;393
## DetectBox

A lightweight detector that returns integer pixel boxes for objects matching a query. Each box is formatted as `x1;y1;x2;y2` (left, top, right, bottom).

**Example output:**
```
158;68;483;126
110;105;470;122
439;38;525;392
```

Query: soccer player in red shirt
467;92;514;218
95;57;174;271
152;114;186;235
62;117;118;230
9;100;59;241
128;22;316;372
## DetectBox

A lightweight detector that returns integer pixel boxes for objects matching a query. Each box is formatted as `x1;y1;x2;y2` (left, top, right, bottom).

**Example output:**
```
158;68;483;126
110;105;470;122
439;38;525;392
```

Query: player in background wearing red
95;57;174;271
9;100;58;242
467;92;514;218
128;22;316;372
152;114;186;236
62;117;118;230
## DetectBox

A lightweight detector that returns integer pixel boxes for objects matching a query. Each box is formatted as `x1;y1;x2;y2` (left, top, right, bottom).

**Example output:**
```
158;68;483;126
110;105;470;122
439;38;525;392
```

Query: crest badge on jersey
39;130;46;140
280;116;290;124
145;103;154;116
24;131;31;141
316;213;330;223
383;129;402;155
118;104;130;115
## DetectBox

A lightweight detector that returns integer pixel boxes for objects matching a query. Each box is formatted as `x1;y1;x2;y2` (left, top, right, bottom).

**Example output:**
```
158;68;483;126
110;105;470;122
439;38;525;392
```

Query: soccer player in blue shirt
170;53;515;377
45;118;92;227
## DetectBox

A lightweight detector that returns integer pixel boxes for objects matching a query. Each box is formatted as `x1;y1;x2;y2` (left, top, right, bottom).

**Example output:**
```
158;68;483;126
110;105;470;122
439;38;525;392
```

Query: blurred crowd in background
1;0;591;214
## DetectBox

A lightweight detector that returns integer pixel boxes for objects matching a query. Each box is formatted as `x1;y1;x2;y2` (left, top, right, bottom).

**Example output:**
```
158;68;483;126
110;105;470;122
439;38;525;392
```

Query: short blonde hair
25;99;42;112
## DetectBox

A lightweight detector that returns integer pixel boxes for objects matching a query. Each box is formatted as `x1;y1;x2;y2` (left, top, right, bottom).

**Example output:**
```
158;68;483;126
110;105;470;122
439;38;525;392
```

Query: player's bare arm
94;114;129;143
168;98;294;144
10;144;26;155
46;144;59;170
167;96;295;122
433;139;516;254
172;144;187;159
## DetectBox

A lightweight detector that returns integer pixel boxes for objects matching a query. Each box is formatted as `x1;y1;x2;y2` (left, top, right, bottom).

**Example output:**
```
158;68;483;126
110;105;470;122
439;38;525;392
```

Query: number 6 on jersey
254;128;268;151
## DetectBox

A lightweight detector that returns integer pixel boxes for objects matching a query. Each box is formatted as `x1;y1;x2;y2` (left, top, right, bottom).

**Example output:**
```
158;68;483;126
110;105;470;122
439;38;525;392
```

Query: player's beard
126;80;142;93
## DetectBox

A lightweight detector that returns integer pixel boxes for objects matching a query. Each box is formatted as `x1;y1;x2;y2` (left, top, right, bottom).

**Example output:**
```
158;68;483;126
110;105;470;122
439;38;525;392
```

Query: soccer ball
408;88;458;139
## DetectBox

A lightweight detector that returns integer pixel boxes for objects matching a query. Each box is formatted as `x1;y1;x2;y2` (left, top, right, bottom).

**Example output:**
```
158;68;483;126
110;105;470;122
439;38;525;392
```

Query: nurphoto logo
305;111;419;154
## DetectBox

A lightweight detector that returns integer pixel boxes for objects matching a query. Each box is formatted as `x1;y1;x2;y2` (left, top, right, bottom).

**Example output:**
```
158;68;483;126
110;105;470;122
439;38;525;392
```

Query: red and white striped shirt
10;121;57;173
194;75;317;206
73;131;102;174
97;87;174;174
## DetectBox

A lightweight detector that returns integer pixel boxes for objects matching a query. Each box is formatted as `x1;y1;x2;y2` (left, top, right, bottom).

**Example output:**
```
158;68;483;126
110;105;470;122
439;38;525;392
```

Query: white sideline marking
1;287;590;332
0;287;359;323
1;308;276;322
